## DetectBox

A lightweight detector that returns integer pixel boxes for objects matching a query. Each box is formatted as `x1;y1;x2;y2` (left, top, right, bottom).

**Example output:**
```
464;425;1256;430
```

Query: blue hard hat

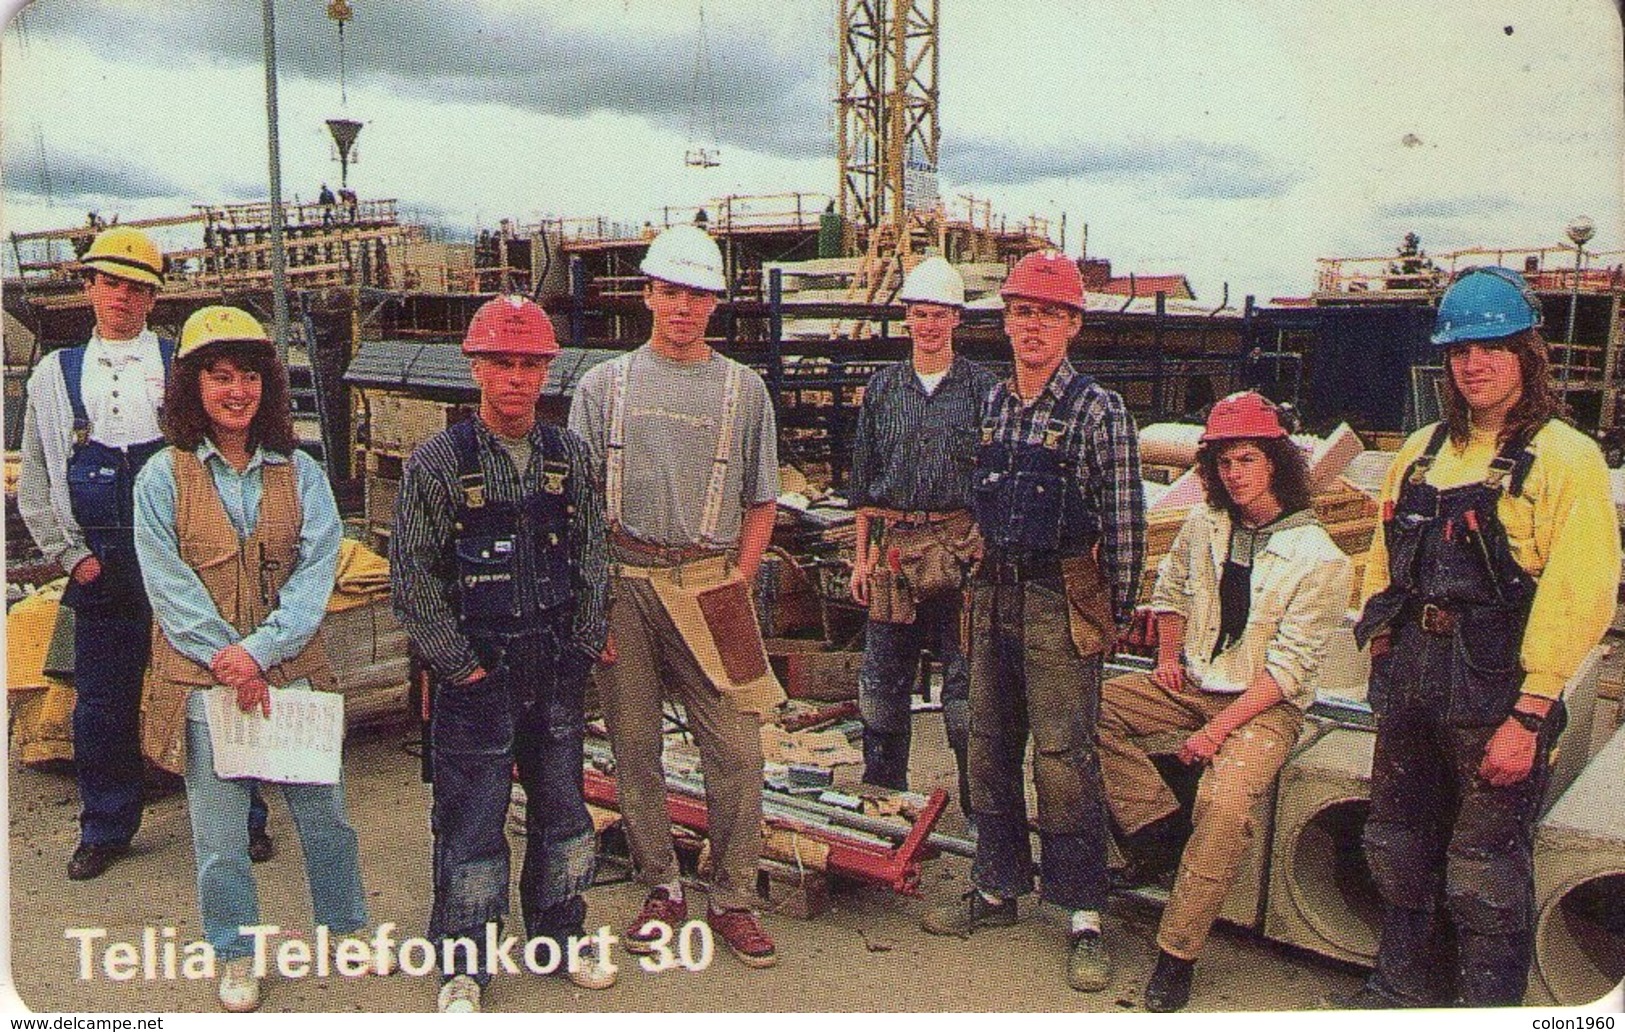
1431;266;1543;347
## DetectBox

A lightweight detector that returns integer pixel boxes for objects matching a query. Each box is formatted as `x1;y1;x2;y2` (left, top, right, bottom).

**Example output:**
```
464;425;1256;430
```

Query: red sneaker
625;888;687;954
706;906;778;968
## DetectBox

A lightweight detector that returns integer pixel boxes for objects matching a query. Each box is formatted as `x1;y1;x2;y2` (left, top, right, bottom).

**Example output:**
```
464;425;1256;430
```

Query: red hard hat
1200;392;1288;442
1000;250;1085;312
463;295;560;356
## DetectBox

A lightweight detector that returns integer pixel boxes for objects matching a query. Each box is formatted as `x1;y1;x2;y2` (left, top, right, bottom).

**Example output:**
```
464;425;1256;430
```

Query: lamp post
1560;215;1594;394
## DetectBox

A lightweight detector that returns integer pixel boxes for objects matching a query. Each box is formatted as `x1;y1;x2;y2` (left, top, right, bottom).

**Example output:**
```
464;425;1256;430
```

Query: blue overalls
58;343;168;848
965;373;1111;910
428;418;596;984
1354;422;1565;1007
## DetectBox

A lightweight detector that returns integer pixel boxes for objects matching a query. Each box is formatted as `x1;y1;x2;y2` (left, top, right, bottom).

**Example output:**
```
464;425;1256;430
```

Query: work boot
706;906;778;968
437;974;481;1014
1143;949;1194;1011
624;887;687;954
1066;929;1114;992
248;830;276;864
563;936;618;990
921;889;1018;938
67;842;129;882
217;957;261;1013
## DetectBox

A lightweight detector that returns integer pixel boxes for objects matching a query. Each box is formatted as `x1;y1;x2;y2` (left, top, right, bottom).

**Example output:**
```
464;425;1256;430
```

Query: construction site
5;0;1625;1015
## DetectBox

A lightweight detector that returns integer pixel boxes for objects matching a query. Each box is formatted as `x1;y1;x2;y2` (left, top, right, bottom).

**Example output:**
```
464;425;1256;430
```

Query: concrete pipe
1530;722;1625;1005
1263;728;1382;964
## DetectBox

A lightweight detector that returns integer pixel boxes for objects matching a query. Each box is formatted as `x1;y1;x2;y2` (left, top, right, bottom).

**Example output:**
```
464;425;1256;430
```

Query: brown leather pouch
695;578;770;684
1060;552;1117;658
867;567;917;625
889;514;982;605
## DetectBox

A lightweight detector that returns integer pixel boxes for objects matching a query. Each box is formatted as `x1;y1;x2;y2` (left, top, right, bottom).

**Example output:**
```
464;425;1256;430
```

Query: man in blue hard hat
1350;266;1620;1007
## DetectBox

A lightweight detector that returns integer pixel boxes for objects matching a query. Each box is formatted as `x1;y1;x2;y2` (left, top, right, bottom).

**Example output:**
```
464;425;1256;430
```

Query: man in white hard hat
848;256;995;817
18;227;276;881
569;224;784;969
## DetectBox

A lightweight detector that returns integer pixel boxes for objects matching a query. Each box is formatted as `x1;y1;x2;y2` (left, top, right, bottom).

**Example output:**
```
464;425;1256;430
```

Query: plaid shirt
982;359;1145;626
849;355;999;512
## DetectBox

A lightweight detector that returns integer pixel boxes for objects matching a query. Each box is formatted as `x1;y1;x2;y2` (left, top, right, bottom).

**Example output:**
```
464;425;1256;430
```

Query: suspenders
59;337;176;447
604;351;743;547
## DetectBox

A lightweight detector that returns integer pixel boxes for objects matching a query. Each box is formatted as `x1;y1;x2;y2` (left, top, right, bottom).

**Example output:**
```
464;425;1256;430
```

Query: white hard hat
640;224;726;293
897;255;965;307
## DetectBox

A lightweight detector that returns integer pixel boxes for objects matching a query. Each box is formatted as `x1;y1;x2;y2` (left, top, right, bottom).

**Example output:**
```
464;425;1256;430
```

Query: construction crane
684;2;723;168
325;0;361;188
833;0;942;334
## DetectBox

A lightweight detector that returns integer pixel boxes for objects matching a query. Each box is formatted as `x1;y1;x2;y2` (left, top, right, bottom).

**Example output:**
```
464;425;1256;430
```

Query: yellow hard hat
177;306;271;362
80;226;164;288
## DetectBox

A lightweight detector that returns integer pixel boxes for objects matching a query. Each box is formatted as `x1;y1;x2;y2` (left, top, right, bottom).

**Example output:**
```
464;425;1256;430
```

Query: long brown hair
1196;436;1313;520
1441;329;1562;447
162;342;296;455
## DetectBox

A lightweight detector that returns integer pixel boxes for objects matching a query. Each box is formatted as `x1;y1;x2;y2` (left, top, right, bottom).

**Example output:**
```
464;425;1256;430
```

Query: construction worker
17;226;273;882
923;250;1146;993
131;306;380;1013
392;296;615;1012
848;255;995;813
1352;267;1619;1007
1099;391;1353;1011
569;224;785;969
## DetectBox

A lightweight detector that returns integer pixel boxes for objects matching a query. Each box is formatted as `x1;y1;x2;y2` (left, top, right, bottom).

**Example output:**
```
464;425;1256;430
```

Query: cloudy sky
2;0;1621;300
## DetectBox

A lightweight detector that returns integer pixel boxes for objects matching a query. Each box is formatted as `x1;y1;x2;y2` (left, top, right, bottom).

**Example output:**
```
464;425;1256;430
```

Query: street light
1560;216;1595;394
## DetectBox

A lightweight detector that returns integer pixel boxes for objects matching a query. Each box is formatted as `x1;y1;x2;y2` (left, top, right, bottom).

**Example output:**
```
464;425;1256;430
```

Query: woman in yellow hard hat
132;306;382;1011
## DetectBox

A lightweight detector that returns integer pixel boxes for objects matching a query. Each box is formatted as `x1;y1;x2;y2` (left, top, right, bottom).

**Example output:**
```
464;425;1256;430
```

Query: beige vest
142;449;336;773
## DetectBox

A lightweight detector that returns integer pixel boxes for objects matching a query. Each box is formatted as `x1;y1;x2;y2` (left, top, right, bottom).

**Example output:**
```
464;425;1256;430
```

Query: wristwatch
1508;709;1546;734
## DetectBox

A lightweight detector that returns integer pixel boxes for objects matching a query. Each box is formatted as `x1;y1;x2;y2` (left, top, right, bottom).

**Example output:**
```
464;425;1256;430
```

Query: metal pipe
261;0;290;365
1563;244;1584;394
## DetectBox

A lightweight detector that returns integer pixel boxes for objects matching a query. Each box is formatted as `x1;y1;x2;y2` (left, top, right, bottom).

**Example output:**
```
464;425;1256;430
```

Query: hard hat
463;295;560;357
639;224;726;293
176;306;271;362
80;226;164;288
1431;266;1543;347
898;256;966;307
1200;391;1288;443
999;250;1084;312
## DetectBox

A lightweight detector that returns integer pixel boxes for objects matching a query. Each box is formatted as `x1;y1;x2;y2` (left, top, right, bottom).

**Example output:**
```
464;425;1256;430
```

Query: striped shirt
391;416;609;684
849;355;998;512
983;359;1146;627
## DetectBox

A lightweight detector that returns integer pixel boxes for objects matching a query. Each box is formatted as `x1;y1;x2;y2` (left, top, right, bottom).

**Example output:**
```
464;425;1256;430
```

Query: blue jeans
184;711;368;960
859;596;970;812
70;603;150;847
428;635;595;986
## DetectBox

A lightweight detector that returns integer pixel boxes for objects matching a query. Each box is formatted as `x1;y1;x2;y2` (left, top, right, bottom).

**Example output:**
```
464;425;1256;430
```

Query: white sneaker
566;939;618;991
437;974;481;1014
333;936;397;977
218;957;261;1013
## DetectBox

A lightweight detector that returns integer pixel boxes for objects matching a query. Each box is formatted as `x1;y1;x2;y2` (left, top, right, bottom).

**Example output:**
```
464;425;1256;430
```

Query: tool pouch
884;514;983;606
1060;552;1117;658
867;567;917;625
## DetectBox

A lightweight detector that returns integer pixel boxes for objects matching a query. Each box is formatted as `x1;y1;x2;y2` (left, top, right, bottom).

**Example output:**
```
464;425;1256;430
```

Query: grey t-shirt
569;344;780;548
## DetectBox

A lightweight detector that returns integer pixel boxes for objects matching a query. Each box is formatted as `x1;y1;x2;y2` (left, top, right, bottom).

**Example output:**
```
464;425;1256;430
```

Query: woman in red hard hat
1098;391;1353;1011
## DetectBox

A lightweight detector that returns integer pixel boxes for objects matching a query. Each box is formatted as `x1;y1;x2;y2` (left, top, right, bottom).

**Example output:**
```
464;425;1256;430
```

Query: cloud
14;0;830;158
945;135;1304;200
1376;195;1519;220
2;145;183;202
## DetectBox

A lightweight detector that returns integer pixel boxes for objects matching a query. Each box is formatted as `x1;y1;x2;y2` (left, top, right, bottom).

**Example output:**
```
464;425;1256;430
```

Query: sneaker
218;957;261;1013
1066;929;1114;992
1143;949;1194;1011
624;888;687;955
706;906;778;968
332;936;397;977
921;889;1018;938
248;831;276;864
564;936;618;990
437;974;481;1014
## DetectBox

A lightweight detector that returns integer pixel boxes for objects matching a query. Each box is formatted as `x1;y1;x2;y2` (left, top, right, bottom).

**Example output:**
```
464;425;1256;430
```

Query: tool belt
610;529;729;568
614;553;786;717
864;508;981;625
971;546;1115;659
1413;601;1460;637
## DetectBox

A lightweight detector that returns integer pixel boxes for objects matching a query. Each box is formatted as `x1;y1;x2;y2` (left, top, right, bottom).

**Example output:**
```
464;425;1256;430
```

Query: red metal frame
583;768;948;897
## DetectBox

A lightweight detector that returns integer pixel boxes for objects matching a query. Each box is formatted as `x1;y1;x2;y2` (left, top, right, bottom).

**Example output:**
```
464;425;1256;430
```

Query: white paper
204;683;344;785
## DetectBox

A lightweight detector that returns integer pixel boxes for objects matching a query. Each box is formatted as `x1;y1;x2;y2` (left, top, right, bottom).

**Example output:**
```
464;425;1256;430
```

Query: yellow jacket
1361;419;1621;699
